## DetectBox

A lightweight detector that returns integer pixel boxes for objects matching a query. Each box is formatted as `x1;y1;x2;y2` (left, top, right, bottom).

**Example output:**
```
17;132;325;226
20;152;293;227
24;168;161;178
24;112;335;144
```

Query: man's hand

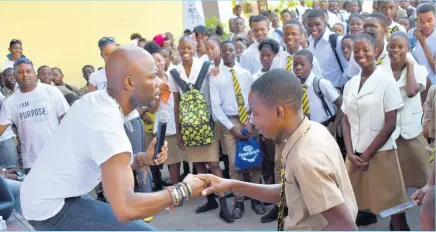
209;66;220;77
230;127;250;140
141;138;168;166
328;125;337;136
412;184;433;205
182;174;210;197
196;173;234;196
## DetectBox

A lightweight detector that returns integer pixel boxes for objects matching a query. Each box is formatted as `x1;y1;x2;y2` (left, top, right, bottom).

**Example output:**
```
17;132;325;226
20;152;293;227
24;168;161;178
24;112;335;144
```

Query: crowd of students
0;0;435;231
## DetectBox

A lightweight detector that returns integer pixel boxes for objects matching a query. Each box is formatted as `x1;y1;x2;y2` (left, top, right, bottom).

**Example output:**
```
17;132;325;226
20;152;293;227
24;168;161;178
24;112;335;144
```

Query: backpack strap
313;76;334;118
274;29;283;38
170;68;190;93
194;61;211;90
328;33;344;73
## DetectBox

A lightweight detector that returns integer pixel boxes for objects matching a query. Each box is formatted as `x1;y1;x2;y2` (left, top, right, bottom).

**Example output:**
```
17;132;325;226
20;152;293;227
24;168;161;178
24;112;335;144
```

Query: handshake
181;174;230;197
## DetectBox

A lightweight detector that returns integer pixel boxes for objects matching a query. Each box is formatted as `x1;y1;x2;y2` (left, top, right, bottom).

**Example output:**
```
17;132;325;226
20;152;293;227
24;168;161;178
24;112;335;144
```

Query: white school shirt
168;58;213;117
308;28;347;88
347;43;389;79
412;30;436;83
2;61;14;71
341;67;404;153
0;83;70;168
87;67;139;120
210;64;255;130
303;73;340;123
240;42;262;75
153;77;176;136
270;47;323;77
389;21;407;34
253;70;265;79
327;11;343;28
0;92;15;142
268;27;284;46
20;90;133;221
383;65;427;140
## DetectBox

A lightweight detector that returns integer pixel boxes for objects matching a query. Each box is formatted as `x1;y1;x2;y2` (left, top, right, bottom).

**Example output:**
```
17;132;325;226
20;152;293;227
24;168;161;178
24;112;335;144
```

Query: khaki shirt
283;118;357;230
423;85;436;139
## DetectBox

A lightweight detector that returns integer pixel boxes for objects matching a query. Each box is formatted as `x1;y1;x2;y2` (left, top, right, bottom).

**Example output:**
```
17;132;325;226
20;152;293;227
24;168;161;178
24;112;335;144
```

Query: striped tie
231;68;248;124
376;55;386;66
286;55;293;72
387;25;399;39
277;157;286;231
302;84;310;118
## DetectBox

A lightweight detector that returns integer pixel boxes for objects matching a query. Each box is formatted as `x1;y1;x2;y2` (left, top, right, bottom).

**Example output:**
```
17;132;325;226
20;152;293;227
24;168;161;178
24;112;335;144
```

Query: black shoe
263;202;273;206
232;202;245;219
97;193;107;203
261;206;278;223
219;197;234;223
251;199;266;215
355;211;377;226
196;194;218;214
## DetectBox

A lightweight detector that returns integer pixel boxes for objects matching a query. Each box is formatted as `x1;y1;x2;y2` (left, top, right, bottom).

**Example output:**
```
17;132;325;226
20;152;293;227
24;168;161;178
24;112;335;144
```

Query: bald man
20;46;207;231
198;69;358;231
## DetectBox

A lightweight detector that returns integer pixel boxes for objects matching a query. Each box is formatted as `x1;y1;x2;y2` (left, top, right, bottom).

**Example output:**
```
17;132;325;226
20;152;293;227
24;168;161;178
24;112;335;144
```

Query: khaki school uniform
342;67;407;215
282;118;357;230
168;58;219;163
386;64;431;188
210;64;260;201
423;85;436;140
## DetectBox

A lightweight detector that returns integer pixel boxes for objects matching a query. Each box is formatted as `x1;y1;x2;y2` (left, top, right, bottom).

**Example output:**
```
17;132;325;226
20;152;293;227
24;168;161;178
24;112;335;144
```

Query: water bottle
0;216;7;231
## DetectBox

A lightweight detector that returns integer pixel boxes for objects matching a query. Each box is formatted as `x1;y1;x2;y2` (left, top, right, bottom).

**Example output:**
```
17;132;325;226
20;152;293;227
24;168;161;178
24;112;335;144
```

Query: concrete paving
151;168;423;231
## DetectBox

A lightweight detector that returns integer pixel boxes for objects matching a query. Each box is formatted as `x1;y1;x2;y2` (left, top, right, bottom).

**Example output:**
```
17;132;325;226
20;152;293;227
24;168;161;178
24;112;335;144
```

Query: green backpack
170;62;214;147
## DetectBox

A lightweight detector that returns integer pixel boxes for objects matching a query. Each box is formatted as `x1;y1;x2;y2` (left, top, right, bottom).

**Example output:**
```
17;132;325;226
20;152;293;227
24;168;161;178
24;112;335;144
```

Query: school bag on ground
170;62;214;147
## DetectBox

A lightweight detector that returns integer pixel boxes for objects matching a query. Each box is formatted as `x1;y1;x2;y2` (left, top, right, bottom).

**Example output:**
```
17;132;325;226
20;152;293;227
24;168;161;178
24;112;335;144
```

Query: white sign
183;0;205;31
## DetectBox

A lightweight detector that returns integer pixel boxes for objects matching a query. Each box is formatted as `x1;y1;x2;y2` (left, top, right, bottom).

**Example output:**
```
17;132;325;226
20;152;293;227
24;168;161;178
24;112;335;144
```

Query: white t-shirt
0;83;70;168
88;68;107;90
87;67;139;120
20;90;133;221
0;92;15;142
2;60;14;71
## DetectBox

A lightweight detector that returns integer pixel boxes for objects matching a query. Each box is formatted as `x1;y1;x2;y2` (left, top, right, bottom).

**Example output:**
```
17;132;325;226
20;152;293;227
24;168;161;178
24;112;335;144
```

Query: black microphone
154;110;170;170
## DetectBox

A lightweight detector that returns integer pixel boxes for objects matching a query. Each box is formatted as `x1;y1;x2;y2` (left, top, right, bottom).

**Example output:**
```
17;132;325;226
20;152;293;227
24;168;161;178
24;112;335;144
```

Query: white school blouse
341;67;404;153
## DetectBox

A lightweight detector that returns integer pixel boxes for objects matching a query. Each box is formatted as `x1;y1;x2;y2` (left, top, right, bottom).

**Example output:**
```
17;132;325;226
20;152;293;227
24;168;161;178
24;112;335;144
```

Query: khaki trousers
220;117;262;202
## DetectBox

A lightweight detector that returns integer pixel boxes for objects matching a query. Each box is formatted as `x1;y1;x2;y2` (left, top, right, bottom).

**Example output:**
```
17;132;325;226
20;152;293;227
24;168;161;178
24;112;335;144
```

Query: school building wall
0;1;183;87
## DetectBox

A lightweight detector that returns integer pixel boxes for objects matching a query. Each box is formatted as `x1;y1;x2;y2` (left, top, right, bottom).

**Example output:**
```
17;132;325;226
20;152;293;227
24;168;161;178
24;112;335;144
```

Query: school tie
387;25;399;39
286;55;293;72
376;55;386;66
231;68;249;124
302;84;310;118
277;156;286;231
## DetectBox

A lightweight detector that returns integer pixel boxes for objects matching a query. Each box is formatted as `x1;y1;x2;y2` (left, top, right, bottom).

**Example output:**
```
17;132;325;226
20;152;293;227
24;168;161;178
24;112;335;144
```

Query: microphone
154;110;170;169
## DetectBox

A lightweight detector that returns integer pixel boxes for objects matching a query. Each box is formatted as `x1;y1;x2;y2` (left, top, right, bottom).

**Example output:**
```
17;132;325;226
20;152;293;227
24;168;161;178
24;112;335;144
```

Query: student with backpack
210;41;265;220
293;50;344;134
168;35;234;223
307;9;347;90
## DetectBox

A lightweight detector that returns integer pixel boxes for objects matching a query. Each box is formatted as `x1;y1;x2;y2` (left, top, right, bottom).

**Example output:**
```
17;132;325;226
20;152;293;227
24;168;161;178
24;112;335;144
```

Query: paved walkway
6;211;34;231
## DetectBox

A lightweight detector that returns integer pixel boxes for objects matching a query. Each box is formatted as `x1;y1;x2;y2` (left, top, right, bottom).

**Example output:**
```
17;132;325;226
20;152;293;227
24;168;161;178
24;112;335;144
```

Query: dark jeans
125;117;152;193
29;197;155;231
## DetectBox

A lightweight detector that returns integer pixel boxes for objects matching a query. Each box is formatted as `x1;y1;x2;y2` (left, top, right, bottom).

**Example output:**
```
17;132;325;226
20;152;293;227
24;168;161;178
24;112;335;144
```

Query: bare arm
404;61;421;98
343;115;354;156
361;111;397;161
198;173;281;204
321;203;358;231
418;37;435;73
101;152;172;222
0;124;9;137
421;77;431;107
330;98;344;133
88;84;97;92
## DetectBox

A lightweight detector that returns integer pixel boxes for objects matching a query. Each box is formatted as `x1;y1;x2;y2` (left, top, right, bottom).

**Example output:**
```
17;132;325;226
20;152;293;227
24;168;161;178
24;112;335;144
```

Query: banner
183;0;205;31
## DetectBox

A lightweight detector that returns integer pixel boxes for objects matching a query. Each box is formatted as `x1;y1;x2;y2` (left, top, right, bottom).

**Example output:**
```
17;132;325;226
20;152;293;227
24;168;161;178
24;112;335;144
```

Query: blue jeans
125;117;152;193
29;197;155;231
5;178;21;215
0;137;17;169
